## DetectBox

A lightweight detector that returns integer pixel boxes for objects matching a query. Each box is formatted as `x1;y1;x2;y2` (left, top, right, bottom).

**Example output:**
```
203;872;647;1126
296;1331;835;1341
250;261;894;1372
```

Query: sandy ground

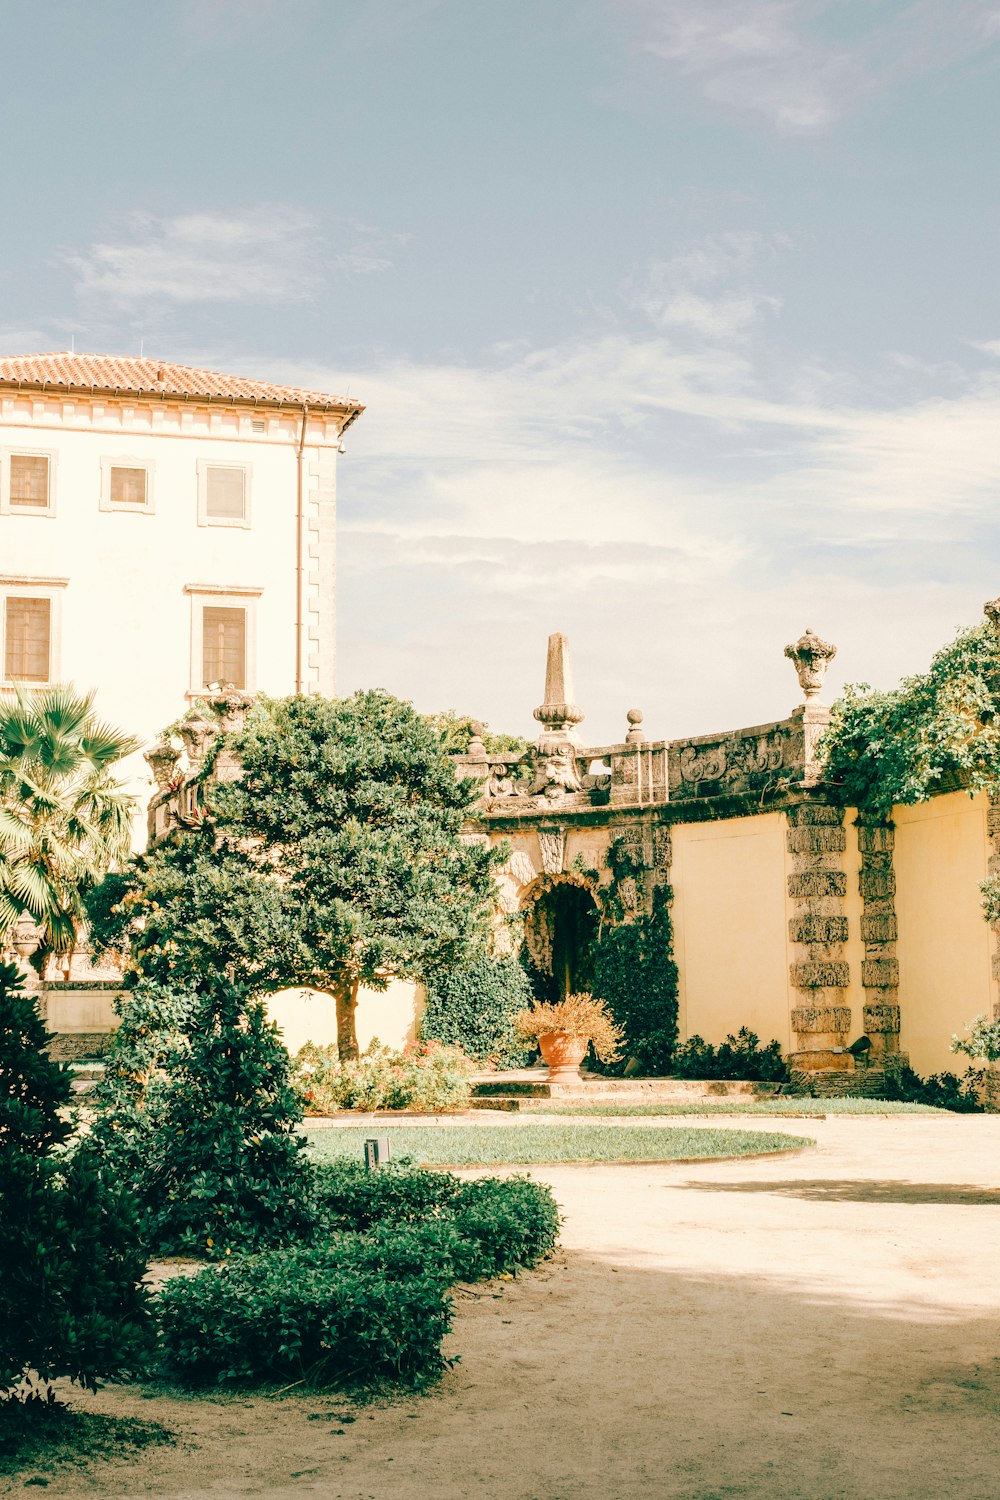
15;1113;1000;1500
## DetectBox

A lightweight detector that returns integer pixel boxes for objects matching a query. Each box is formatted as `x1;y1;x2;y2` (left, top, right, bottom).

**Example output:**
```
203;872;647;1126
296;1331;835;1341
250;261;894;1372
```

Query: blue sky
4;0;1000;743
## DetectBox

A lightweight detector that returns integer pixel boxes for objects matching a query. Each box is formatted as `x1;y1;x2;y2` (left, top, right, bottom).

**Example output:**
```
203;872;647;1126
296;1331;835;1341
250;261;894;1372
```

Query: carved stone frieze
670;724;791;798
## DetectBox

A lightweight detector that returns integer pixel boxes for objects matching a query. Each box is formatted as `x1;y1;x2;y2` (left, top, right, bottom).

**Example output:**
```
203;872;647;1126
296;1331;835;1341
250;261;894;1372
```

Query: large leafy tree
90;691;501;1059
0;685;136;973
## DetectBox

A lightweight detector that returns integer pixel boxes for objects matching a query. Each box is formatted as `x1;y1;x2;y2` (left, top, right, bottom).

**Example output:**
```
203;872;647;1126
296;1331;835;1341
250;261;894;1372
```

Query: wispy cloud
623;231;783;340
271;332;1000;738
62;208;405;310
623;0;1000;132
63;208;322;308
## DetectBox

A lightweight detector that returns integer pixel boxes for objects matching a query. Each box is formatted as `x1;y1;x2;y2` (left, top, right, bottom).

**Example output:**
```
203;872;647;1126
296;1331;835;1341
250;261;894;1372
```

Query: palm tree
0;684;137;976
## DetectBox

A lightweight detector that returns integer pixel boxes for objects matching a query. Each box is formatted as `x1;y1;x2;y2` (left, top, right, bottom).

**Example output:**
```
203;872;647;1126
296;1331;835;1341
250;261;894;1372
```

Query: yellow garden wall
671;812;791;1050
266;979;423;1057
894;790;994;1075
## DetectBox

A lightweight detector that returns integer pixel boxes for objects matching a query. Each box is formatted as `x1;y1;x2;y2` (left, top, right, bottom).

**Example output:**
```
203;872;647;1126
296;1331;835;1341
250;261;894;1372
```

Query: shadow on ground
13;1242;1000;1500
676;1178;1000;1205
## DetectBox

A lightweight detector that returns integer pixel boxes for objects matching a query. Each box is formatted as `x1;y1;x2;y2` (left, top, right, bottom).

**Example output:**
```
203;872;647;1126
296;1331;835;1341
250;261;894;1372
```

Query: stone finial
466;720;486;757
177;713;217;769
784;628;837;702
206;684;254;736
984;598;1000;633
533;632;584;746
625;708;645;745
144;738;181;789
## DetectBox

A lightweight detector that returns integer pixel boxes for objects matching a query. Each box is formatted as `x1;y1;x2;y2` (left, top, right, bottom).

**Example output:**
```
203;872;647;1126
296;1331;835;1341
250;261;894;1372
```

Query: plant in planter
514;992;624;1082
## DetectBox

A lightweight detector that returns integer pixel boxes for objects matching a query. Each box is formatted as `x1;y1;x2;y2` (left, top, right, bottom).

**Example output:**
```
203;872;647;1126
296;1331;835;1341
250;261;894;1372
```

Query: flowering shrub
294;1038;474;1113
514;992;624;1064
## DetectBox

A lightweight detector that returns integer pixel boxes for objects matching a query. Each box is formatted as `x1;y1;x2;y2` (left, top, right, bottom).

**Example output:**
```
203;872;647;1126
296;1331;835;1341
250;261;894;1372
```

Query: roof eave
0;379;364;419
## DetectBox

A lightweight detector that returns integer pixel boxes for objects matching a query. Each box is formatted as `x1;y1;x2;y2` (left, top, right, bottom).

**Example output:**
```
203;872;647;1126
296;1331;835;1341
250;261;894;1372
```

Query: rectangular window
4;597;50;681
202;606;246;689
205;466;246;520
10;455;50;509
109;466;147;506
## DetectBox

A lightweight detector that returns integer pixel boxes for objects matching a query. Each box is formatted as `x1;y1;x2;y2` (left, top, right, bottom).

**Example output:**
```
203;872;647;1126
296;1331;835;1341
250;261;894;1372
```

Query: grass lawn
519;1097;946;1118
304;1122;812;1166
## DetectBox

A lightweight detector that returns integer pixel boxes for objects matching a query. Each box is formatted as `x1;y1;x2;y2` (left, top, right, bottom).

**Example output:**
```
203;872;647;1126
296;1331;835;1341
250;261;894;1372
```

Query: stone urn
537;1031;589;1084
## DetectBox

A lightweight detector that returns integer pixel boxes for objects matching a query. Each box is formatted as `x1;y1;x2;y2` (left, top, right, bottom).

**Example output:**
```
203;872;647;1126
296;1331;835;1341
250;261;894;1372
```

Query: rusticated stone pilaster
987;794;1000;1021
857;812;902;1059
786;802;852;1069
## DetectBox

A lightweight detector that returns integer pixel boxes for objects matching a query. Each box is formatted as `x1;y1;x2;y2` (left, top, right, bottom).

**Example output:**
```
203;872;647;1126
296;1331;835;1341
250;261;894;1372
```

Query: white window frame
184;584;262;696
99;455;155;515
196;459;252;529
0;575;68;689
0;447;57;518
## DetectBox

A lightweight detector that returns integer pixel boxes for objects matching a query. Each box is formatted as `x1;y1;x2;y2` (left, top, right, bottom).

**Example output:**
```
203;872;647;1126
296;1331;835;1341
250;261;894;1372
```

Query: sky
3;0;1000;745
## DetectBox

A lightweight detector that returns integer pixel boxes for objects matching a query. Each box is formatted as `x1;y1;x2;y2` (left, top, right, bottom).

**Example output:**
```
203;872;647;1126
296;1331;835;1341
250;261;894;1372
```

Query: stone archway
522;874;600;1001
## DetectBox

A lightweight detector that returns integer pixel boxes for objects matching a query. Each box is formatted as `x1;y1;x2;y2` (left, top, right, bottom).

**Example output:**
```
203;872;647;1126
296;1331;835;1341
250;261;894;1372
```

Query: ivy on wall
821;622;1000;811
587;838;679;1075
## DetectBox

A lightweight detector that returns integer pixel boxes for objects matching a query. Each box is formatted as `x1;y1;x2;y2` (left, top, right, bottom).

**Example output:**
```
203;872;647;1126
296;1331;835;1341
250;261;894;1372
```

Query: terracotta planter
537;1031;589;1084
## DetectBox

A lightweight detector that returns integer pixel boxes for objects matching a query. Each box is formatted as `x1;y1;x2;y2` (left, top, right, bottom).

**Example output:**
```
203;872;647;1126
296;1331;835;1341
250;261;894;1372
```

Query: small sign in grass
304;1122;812;1167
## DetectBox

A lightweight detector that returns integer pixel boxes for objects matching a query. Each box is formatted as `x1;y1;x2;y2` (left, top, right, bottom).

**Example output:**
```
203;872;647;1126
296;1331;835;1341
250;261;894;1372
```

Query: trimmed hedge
155;1166;562;1389
312;1159;464;1231
155;1234;456;1389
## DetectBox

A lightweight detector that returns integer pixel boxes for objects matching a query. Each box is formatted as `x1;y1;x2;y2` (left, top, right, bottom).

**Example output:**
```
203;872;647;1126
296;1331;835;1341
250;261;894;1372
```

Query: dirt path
17;1115;1000;1500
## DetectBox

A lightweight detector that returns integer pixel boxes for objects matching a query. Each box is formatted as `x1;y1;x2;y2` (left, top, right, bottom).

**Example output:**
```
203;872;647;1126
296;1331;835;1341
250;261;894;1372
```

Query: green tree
90;692;501;1060
0;963;150;1397
426;709;531;758
126;981;312;1258
821;622;1000;810
0;685;136;974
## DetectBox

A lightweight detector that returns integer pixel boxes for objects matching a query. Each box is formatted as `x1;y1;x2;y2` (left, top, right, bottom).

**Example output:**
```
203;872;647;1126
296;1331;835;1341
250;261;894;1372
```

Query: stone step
471;1072;784;1102
67;1061;105;1095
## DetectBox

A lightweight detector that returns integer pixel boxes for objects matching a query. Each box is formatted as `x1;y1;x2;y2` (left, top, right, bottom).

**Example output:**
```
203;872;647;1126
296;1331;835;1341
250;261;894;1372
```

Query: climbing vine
821;622;1000;812
588;838;679;1075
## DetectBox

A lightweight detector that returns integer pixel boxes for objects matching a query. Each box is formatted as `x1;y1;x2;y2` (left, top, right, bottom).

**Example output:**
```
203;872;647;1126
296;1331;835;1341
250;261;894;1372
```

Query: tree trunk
334;975;361;1062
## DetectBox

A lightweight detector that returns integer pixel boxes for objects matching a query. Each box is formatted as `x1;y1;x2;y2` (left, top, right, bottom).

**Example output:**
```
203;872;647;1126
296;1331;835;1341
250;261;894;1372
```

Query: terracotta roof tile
0;353;362;415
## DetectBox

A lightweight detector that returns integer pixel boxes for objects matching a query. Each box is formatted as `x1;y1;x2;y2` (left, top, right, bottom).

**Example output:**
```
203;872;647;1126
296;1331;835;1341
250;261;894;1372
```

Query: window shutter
110;466;147;505
202;606;246;689
205;466;246;519
4;597;50;680
10;455;50;507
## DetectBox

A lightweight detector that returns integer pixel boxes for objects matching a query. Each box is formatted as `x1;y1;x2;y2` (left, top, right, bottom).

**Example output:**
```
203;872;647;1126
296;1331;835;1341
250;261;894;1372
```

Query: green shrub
97;980;313;1258
0;960;73;1155
0;964;151;1398
154;1169;562;1391
154;1237;455;1390
309;1162;561;1278
311;1159;463;1232
671;1028;789;1082
881;1062;984;1112
88;979;196;1188
451;1175;561;1277
420;953;533;1068
294;1038;473;1113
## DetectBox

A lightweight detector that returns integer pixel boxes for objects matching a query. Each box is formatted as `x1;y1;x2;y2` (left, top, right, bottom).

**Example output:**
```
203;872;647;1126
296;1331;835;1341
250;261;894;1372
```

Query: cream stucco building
0;352;362;835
